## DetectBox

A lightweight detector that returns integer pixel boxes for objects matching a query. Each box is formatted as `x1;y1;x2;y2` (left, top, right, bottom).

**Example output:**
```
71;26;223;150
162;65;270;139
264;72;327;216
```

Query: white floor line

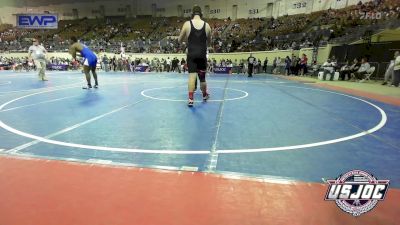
0;78;140;97
0;81;12;86
0;82;82;95
216;170;296;185
0;95;79;112
206;78;230;171
6;99;146;154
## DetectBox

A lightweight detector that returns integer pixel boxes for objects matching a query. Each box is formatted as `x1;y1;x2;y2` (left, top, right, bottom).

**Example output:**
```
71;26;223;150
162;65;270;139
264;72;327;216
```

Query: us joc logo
325;170;389;217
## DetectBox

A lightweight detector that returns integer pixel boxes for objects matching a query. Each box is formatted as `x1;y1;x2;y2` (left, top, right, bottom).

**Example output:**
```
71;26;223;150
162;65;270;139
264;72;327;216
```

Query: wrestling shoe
203;93;210;101
188;99;194;107
83;84;92;89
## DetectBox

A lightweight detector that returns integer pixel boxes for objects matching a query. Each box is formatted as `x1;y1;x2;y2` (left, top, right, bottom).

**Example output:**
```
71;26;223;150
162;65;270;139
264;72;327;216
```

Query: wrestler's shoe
203;93;210;101
83;84;92;89
188;99;194;107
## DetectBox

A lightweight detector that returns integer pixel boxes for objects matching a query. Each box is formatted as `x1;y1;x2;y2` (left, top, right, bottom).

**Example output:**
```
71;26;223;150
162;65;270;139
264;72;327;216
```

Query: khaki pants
393;69;400;87
384;62;394;83
34;60;46;80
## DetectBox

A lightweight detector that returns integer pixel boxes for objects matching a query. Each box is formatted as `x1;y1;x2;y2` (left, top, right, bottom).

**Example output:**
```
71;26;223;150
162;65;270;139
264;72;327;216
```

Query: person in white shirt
393;51;400;87
28;37;48;81
354;57;371;80
322;59;335;80
253;58;258;74
382;58;395;85
276;57;282;74
166;57;171;72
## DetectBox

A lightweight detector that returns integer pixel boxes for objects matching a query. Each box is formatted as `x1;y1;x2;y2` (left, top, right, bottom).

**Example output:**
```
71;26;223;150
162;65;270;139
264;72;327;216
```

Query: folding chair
363;66;375;82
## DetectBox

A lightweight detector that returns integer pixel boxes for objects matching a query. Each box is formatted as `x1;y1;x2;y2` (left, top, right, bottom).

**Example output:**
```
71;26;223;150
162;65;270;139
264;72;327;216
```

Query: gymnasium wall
299;45;334;65
0;45;332;65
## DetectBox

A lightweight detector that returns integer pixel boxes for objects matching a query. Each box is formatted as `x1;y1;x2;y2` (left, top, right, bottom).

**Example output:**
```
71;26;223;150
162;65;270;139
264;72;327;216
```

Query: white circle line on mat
140;86;249;102
0;84;386;154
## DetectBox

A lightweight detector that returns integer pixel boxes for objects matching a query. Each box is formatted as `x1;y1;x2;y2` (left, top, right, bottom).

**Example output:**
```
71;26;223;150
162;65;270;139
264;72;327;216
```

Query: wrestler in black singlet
187;20;207;73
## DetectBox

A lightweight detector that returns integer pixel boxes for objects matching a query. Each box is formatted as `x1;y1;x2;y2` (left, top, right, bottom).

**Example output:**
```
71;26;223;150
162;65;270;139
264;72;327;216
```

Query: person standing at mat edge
178;5;211;107
69;36;99;89
28;37;48;81
393;51;400;87
247;54;255;77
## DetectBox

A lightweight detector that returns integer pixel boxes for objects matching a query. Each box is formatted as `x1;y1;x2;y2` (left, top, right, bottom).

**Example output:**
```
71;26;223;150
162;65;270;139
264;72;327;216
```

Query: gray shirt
29;45;46;60
358;62;371;73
